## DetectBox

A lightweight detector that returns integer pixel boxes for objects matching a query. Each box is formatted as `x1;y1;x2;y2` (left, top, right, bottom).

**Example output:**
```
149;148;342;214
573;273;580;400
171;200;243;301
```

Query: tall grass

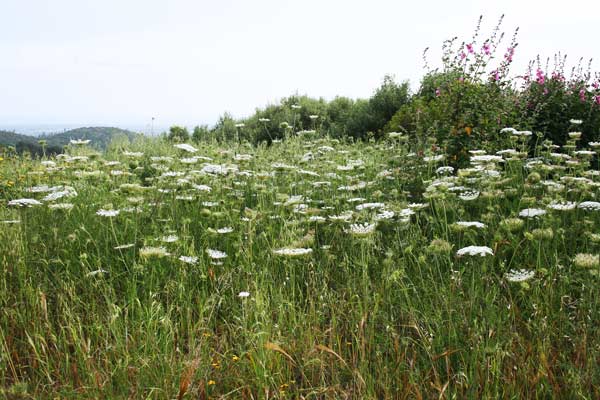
1;131;599;398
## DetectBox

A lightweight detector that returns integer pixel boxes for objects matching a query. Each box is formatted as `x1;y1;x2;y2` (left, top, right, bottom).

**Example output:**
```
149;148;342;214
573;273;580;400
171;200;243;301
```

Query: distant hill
0;130;38;147
0;127;139;153
40;127;139;149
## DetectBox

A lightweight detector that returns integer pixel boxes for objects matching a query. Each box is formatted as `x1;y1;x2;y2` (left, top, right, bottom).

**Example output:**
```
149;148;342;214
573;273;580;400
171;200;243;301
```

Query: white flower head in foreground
206;249;227;259
570;119;583;125
96;209;120;217
139;246;170;258
455;221;486;229
179;256;199;265
160;235;179;243
547;201;577;211
173;143;198;153
217;227;234;234
578;201;600;211
348;223;376;236
436;166;454;175
8;198;43;207
356;202;385;211
375;210;395;221
238;291;250;298
518;208;546;218
123;151;144;157
458;191;480;201
504;269;535;282
43;187;77;202
273;247;313;257
456;245;494;257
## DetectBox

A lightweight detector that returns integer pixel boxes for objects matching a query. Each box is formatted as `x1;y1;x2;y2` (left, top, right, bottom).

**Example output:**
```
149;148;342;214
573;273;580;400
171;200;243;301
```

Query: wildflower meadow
2;17;600;400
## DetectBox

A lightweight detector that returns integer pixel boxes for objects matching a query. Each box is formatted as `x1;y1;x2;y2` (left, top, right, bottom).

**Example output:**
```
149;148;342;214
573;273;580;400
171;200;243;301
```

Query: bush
387;16;521;165
518;57;600;145
167;126;190;142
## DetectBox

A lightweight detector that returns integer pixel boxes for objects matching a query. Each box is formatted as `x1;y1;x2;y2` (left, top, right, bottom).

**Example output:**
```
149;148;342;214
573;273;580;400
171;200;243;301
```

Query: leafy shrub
518;56;600;145
167;125;190;142
388;16;520;165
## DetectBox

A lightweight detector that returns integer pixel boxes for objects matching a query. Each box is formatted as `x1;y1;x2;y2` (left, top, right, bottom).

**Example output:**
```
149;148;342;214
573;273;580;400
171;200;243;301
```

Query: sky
1;0;599;131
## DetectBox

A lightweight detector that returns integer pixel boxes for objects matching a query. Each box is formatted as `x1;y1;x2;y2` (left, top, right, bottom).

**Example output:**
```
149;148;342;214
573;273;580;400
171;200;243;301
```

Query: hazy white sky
1;0;598;127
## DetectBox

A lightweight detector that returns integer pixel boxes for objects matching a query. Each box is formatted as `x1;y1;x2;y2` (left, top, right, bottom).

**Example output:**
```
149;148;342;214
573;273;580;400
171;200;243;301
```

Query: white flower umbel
206;249;227;259
179;256;199;265
455;221;486;229
238;291;250;298
139;246;170;258
273;247;313;257
578;201;600;211
8;198;43;207
347;223;376;236
456;245;494;257
518;208;546;218
160;235;179;243
504;269;535;282
173;143;198;153
547;201;577;211
96;209;120;217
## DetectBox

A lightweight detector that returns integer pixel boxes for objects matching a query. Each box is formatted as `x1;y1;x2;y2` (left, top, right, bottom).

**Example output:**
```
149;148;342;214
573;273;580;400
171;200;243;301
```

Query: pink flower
536;69;545;85
435;88;441;97
491;69;500;81
504;47;515;62
482;43;491;55
579;89;586;102
594;95;600;105
593;82;599;89
466;43;474;54
458;76;464;83
460;51;467;60
543;88;549;95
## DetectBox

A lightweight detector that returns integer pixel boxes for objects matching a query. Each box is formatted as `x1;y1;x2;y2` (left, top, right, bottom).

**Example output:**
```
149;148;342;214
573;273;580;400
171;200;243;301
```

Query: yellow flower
207;380;216;386
232;355;240;361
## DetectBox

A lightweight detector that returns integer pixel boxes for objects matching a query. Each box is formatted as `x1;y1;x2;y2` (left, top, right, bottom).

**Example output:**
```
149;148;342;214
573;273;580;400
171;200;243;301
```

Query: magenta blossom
504;47;515;62
579;89;586;102
536;68;545;85
466;43;474;54
594;95;600;105
435;88;441;97
593;81;599;89
491;69;500;81
543;88;549;95
482;42;491;55
460;51;467;60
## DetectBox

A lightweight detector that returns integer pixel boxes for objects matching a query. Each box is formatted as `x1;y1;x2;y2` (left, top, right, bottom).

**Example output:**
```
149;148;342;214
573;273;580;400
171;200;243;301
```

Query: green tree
167;126;190;142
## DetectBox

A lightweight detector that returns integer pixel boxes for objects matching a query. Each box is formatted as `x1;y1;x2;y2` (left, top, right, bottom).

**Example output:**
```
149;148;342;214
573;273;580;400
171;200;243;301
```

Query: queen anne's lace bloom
456;246;494;257
504;269;535;282
518;208;546;218
273;247;313;257
8;198;43;207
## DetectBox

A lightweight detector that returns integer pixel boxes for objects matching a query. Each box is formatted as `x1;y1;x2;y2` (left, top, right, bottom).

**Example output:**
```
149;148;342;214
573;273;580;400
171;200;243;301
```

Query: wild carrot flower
456;246;494;257
504;269;535;282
